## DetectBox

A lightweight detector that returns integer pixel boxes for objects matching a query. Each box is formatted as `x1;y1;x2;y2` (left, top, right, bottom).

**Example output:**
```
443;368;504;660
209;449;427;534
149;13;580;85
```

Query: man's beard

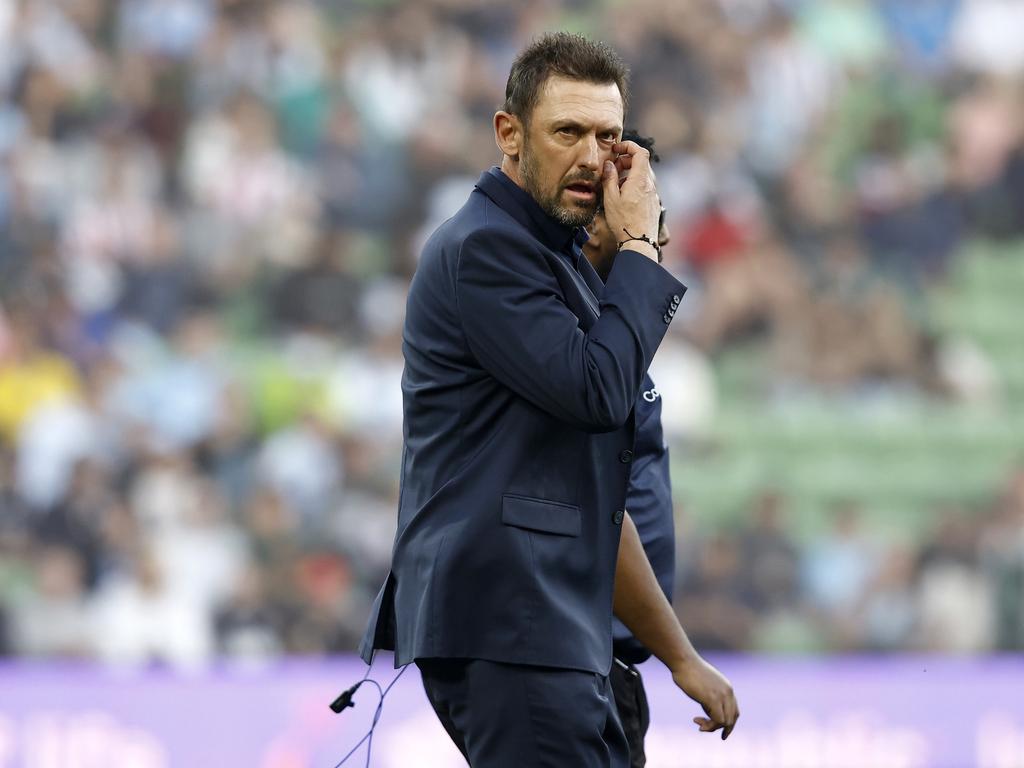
520;141;600;228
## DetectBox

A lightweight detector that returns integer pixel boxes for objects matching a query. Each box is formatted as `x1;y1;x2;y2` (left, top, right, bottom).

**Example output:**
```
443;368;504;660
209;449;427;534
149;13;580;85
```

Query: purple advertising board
0;655;1022;767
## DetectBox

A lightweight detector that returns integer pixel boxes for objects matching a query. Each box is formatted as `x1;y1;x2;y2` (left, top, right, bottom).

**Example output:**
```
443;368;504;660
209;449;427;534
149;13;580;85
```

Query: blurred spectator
119;0;212;59
744;8;837;178
0;446;29;530
107;313;228;452
952;0;1024;75
772;237;941;392
9;544;93;658
257;412;342;524
688;232;806;355
151;478;247;612
0;313;80;443
130;449;206;533
117;212;196;334
855;545;919;651
917;510;996;652
268;232;363;338
877;0;959;73
676;532;757;651
31;458;111;588
15;386;107;511
0;447;34;640
739;491;801;613
0;607;9;656
214;563;287;662
802;502;878;627
193;381;258;512
981;470;1024;649
646;335;717;440
91;546;213;668
947;75;1024;239
286;549;365;655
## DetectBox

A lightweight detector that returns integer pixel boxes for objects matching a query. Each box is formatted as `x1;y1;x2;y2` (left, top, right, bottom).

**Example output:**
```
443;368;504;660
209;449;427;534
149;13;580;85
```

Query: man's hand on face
600;140;662;263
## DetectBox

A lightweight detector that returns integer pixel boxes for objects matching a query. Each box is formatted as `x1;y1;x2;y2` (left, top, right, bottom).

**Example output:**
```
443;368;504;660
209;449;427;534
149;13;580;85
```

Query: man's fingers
612;141;651;171
692;716;720;732
619;152;651;180
613;155;638;186
611;140;648;157
704;700;727;727
694;695;738;738
602;160;620;198
721;697;739;740
613;145;653;190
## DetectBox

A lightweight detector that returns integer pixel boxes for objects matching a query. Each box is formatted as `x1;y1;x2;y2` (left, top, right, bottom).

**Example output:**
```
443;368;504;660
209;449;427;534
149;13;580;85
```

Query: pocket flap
501;494;581;537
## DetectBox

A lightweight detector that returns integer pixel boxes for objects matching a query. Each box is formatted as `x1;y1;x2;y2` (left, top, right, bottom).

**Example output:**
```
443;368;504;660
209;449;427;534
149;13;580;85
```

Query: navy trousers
417;658;630;767
609;660;651;768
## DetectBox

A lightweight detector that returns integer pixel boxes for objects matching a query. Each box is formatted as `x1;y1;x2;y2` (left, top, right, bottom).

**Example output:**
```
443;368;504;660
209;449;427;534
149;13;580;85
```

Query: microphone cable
329;654;410;768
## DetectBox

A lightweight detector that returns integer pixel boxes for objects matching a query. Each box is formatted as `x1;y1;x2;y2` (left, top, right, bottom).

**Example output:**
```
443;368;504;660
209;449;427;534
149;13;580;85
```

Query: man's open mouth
565;182;596;199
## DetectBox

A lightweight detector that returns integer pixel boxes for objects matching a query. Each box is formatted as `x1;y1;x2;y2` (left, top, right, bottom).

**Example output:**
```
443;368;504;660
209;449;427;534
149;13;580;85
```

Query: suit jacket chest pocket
501;494;581;537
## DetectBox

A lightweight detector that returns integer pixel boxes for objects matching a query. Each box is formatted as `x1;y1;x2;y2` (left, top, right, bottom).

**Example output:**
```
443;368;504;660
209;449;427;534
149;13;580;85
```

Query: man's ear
494;111;523;160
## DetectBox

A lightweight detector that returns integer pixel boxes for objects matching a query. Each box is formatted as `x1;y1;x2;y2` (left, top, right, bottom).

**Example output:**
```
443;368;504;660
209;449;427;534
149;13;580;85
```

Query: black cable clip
330;681;364;713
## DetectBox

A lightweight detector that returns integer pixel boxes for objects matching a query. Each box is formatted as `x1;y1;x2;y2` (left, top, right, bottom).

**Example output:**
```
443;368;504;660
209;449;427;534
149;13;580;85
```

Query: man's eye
558;127;576;136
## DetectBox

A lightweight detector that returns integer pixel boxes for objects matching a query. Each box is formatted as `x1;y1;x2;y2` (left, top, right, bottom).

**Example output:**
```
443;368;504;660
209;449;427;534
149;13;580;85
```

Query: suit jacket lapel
578;257;605;308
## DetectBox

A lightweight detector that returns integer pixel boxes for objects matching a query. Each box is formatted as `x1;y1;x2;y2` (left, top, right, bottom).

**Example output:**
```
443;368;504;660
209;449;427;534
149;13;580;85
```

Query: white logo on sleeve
642;387;660;403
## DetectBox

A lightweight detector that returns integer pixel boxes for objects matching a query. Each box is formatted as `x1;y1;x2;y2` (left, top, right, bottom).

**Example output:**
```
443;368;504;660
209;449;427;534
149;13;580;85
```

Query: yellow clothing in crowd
0;353;81;441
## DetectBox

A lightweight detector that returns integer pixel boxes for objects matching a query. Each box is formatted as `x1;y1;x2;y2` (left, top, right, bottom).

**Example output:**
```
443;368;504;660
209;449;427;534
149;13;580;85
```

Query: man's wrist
664;639;703;677
616;225;662;262
618;240;660;262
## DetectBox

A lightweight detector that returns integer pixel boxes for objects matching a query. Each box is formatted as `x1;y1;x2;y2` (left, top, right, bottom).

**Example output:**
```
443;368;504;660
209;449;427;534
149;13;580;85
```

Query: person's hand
671;655;739;740
600;140;661;262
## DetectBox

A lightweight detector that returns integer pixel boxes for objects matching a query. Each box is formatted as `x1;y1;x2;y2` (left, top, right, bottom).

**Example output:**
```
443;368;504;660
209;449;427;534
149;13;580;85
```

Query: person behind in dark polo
583;129;674;768
360;32;738;766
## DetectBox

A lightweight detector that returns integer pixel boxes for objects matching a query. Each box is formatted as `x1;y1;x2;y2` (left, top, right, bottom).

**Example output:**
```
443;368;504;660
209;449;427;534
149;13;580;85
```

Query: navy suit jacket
360;167;686;675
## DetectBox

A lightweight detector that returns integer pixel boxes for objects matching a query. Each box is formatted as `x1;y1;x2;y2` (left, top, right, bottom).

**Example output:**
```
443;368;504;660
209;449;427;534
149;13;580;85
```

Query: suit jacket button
619;449;633;463
662;313;671;324
671;294;681;305
612;509;624;525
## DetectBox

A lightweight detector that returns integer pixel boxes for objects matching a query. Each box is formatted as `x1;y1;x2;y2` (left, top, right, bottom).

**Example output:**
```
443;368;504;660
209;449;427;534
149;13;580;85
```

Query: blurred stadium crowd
1;0;1023;665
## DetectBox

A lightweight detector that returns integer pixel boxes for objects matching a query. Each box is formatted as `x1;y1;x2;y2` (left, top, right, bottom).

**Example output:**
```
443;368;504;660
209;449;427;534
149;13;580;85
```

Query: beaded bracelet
617;227;662;263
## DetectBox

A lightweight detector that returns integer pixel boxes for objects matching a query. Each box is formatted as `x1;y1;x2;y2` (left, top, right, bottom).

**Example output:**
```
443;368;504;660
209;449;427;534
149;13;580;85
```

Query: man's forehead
534;76;623;127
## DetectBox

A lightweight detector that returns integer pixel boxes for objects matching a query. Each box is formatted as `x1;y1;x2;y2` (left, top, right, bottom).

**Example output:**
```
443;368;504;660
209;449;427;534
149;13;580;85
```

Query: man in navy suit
584;129;674;768
360;32;738;766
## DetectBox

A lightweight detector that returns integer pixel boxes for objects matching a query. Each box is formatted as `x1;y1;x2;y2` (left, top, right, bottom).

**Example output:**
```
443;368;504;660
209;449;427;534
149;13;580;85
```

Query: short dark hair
503;32;629;126
622;129;659;162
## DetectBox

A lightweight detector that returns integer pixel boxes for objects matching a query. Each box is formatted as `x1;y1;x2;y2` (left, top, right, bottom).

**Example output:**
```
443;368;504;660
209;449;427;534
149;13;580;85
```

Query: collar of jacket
476;167;590;265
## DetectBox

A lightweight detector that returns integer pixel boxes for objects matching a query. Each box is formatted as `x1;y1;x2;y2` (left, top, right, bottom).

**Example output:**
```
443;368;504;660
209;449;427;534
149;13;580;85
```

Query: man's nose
578;135;602;171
